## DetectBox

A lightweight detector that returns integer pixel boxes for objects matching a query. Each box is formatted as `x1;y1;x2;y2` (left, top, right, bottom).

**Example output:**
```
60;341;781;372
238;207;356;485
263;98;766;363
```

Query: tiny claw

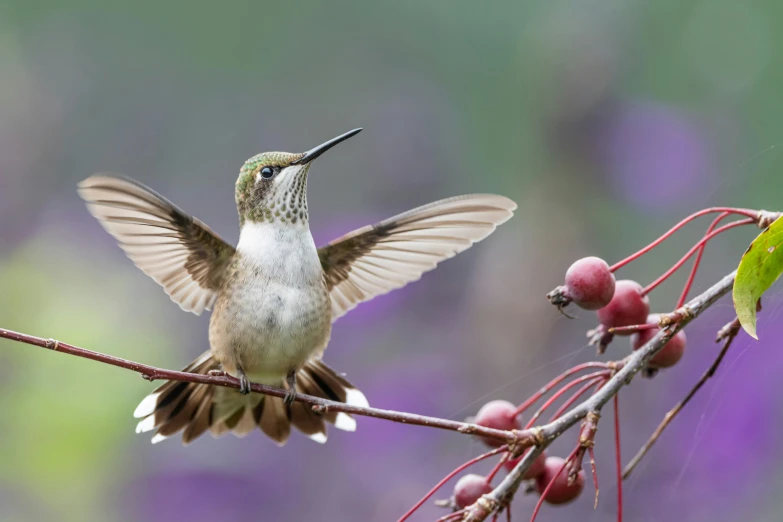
207;369;226;377
284;368;297;405
284;388;297;406
238;372;251;395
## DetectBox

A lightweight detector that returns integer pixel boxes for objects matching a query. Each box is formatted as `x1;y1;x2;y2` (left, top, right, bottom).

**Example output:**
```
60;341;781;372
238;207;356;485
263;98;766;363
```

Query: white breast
237;221;324;286
212;221;330;382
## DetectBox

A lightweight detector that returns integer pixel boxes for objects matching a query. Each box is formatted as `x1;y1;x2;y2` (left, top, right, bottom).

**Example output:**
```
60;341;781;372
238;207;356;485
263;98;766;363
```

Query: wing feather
319;194;516;321
78;175;236;315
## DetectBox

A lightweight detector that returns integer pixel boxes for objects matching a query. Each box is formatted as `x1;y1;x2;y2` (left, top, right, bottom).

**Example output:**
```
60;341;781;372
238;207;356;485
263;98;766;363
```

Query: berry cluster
401;207;766;522
552;256;688;370
445;400;584;514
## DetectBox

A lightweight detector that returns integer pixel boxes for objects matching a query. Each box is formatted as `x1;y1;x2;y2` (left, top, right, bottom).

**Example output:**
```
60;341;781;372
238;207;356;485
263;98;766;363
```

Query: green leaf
733;216;783;339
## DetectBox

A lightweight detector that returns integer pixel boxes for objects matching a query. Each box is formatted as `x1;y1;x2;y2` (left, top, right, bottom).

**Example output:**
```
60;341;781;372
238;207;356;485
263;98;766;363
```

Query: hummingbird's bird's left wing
318;194;517;321
78;175;236;315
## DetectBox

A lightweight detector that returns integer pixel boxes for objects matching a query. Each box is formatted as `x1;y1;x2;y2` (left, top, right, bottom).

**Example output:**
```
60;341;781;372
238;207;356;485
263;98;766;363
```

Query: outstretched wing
318;194;516;321
78;175;236;315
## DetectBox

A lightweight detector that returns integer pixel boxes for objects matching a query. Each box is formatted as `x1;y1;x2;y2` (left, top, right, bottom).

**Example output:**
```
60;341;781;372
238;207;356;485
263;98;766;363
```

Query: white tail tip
134;393;159;418
345;388;369;409
151;433;169;444
334;412;357;432
308;432;328;444
135;416;157;434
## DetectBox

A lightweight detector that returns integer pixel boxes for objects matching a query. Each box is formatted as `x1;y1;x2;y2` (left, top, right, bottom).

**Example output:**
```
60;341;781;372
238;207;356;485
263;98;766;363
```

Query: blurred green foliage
2;1;783;521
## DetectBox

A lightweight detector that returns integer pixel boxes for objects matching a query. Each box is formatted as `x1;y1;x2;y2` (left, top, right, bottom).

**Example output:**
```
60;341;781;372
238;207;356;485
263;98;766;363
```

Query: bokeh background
2;1;783;521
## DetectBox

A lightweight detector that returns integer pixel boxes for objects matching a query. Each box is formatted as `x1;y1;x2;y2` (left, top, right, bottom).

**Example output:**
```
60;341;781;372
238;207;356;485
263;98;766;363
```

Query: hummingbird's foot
207;369;226;377
284;369;298;406
238;369;251;395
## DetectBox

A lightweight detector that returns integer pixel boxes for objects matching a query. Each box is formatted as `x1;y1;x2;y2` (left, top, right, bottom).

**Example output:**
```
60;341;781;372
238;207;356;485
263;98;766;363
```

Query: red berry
474;400;521;447
504;450;547;479
631;315;686;368
535;457;584;505
453;474;492;508
564;257;616;310
596;280;650;334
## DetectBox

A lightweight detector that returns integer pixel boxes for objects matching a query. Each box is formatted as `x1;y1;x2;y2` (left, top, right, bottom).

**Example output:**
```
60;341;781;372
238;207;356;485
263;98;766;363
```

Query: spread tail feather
133;355;367;445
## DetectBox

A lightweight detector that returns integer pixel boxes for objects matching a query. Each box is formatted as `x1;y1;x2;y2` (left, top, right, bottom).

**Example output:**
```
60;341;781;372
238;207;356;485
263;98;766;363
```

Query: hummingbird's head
235;128;362;226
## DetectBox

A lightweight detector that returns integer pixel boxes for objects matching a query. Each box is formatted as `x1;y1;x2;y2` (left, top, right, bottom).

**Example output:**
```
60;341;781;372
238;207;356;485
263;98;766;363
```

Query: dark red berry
564;257;616;310
454;474;492;508
474;400;521;447
631;315;686;368
596;280;650;334
504;450;547;479
535;457;584;505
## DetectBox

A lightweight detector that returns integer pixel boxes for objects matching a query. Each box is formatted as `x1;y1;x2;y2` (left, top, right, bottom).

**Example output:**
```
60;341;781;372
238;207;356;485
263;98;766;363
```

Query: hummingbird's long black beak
293;128;363;165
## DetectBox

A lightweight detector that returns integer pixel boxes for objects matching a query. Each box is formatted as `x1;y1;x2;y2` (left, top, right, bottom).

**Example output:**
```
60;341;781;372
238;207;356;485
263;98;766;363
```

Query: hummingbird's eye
260;166;275;180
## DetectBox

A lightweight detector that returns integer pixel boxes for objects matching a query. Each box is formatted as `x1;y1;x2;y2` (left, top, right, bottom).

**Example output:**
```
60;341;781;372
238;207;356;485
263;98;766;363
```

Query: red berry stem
570;411;600;487
397;446;507;522
607;322;658;335
642;218;754;295
515;363;611;415
609;207;757;272
486;453;511;484
548;377;605;422
529;446;580;522
675;211;730;308
614;395;623;522
523;371;611;429
587;446;599;509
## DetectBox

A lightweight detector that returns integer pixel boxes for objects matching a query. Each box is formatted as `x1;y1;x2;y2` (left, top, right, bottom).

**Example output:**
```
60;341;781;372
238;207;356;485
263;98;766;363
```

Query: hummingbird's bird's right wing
318;194;517;321
78;175;236;315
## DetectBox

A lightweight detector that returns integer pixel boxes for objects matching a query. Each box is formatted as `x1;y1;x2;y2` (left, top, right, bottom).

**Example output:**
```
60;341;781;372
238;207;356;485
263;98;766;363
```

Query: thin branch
588;446;599;509
487;453;511;484
461;270;736;521
515;362;611;416
642;219;752;295
0;270;738;522
614;395;622;522
397;446;508;522
523;371;610;428
621;316;741;480
609;208;757;272
528;446;580;522
676;212;730;308
548;377;605;422
0;328;531;446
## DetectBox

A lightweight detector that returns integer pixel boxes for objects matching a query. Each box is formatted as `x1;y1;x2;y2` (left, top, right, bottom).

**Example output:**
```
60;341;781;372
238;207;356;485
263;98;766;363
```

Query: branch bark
0;327;533;445
461;270;736;521
621;315;741;479
0;269;737;522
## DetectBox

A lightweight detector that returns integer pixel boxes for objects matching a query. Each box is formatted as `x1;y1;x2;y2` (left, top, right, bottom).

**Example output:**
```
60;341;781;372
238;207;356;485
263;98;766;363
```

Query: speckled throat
235;151;311;226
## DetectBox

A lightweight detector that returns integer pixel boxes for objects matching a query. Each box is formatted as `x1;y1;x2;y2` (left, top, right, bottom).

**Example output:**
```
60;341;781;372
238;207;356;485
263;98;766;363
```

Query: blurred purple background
2;1;783;521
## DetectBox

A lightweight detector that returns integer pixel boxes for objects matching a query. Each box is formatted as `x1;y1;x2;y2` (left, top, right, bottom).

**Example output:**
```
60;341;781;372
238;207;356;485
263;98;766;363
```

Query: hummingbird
78;128;517;446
